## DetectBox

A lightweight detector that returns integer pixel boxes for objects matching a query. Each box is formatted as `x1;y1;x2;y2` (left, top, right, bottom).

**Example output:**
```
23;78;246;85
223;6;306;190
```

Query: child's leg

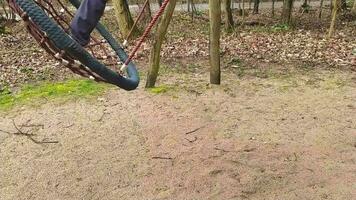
70;0;107;46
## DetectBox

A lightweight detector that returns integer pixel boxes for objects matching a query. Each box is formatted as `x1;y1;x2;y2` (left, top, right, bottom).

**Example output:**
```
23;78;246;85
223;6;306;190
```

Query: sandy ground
0;65;355;200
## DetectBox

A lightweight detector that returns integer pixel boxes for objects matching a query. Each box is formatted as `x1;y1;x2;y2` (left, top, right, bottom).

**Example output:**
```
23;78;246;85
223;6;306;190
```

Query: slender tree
253;0;260;14
144;0;152;20
209;0;221;84
301;0;309;13
352;0;356;15
113;0;138;38
272;0;276;17
188;0;197;21
319;0;324;19
238;0;243;16
328;0;340;38
281;0;294;24
340;0;347;10
139;0;152;27
187;0;197;12
223;0;234;31
146;0;177;88
242;0;246;25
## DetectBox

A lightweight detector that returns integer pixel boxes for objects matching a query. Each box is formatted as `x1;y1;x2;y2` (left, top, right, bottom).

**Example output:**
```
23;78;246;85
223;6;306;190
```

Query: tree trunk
319;0;324;19
242;0;246;25
140;0;152;26
144;0;152;20
301;0;309;13
327;0;340;38
113;0;138;38
145;0;177;88
238;0;243;16
281;0;294;24
209;0;221;85
189;0;197;21
223;0;234;31
253;0;260;14
302;0;308;7
272;0;275;17
191;0;197;13
340;0;347;10
352;0;356;15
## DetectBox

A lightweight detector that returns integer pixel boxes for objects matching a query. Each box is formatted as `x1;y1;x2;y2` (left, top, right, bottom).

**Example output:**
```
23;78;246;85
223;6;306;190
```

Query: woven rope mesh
36;0;120;67
7;0;123;80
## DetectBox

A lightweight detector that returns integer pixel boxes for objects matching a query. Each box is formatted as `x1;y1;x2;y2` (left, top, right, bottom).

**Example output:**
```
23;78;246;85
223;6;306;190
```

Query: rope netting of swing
8;0;124;80
7;0;171;90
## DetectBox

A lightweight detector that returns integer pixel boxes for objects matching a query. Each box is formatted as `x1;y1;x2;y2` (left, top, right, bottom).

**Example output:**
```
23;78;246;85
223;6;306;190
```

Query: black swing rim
9;0;140;91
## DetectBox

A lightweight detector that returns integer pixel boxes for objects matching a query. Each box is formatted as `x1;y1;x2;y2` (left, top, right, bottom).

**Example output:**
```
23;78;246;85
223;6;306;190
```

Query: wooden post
209;0;221;85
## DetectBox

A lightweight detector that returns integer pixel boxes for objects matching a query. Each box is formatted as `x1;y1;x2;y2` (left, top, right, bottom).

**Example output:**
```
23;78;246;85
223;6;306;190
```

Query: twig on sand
184;125;206;135
185;136;198;143
97;111;108;122
152;156;173;160
0;120;58;144
21;123;45;129
214;147;230;153
0;129;13;135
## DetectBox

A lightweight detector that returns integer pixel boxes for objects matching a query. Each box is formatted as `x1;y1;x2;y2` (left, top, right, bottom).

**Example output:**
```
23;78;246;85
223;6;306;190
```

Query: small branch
64;123;74;128
21;124;45;129
97;111;108;122
0;129;13;135
12;119;35;136
7;119;59;144
184;125;206;135
152;156;173;160
214;147;231;153
185;136;198;143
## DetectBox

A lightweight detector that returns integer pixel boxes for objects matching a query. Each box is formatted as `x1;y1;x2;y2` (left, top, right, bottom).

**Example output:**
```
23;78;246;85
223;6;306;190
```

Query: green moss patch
148;85;171;94
0;79;109;111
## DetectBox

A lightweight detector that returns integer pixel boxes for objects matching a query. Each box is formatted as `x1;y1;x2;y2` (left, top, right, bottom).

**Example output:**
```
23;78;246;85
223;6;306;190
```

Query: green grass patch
271;23;291;32
0;26;7;34
250;23;292;33
0;79;109;111
148;85;171;94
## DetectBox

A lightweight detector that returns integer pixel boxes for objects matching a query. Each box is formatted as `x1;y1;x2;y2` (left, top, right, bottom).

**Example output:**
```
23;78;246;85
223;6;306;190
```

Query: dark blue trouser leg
70;0;107;46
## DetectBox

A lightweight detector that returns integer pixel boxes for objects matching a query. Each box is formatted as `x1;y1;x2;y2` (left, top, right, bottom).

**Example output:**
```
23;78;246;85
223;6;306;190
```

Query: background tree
146;0;177;88
352;0;356;15
253;0;260;14
137;0;152;28
0;0;4;30
187;0;198;21
187;0;197;12
328;0;340;38
242;0;246;25
209;0;221;84
301;0;309;13
237;0;243;16
319;0;324;19
272;0;276;17
281;0;294;24
0;0;15;33
113;0;138;38
340;0;347;10
223;0;234;31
